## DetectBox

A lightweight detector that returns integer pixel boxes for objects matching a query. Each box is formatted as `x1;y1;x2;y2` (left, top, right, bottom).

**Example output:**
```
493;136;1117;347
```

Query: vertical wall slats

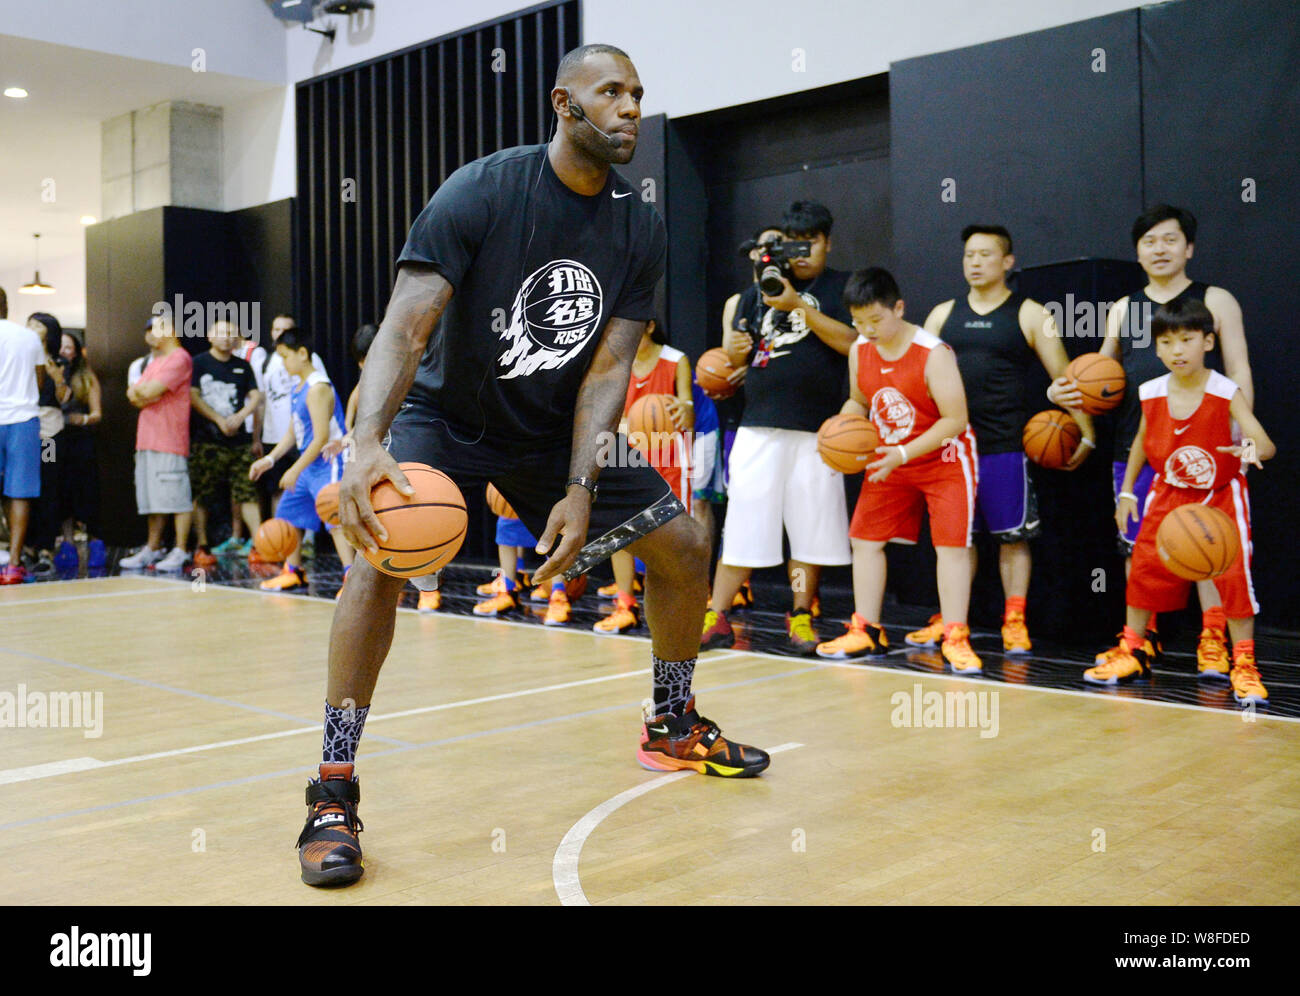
295;2;575;391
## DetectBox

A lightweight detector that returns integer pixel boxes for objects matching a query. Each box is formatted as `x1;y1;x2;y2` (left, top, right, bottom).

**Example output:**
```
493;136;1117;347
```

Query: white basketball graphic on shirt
498;259;604;380
1165;445;1216;489
871;386;915;444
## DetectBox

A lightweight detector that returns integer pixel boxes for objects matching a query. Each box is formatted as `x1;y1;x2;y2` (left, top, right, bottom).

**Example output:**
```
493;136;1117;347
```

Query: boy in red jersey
1085;299;1274;705
815;269;982;673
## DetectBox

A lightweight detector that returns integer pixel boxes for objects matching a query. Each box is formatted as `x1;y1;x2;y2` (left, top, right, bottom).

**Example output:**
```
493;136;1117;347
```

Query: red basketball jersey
1140;370;1240;491
625;345;687;472
855;328;950;464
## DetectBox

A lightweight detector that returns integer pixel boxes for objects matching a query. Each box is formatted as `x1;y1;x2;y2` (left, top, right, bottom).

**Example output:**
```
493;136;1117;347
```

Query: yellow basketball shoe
1196;627;1231;680
816;613;888;660
1230;650;1267;706
941;623;983;674
906;613;944;647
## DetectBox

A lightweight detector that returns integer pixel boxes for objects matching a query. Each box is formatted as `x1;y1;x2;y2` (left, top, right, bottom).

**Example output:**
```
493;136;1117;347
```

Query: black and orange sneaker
731;580;755;610
296;762;364;887
700;608;734;650
637;697;769;777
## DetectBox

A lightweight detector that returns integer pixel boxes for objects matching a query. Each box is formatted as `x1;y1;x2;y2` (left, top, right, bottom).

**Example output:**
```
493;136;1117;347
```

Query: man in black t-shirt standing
702;201;858;656
294;45;770;889
189;320;263;555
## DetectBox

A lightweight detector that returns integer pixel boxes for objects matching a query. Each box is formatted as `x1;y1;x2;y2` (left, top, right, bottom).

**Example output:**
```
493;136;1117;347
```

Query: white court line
0;670;652;784
552;742;804;906
0;587;189;608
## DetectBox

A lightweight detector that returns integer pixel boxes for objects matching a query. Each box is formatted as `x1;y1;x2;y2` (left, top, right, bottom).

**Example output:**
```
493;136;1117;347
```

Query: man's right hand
339;440;414;553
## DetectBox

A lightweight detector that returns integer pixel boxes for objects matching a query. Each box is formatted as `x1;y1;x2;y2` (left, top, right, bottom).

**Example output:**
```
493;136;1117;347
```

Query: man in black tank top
1054;204;1253;672
921;225;1095;659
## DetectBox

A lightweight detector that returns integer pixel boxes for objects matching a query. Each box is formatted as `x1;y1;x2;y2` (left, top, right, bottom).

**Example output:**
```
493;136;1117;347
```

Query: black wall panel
1141;0;1300;629
891;11;1143;318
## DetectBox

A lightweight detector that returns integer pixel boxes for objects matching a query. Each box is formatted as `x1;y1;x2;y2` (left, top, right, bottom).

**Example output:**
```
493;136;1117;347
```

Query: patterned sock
322;700;370;765
1203;605;1227;631
652;655;696;718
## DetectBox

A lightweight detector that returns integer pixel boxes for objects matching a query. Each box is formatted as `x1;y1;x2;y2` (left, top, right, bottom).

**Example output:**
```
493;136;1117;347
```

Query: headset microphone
565;91;624;149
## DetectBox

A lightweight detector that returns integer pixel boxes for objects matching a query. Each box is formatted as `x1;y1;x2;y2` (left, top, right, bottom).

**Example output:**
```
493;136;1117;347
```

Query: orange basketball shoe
637;698;770;777
260;565;306;591
417;589;442;612
297;762;364;887
941;623;982;674
906;613;944;647
1001;610;1032;654
1084;643;1150;685
599;576;643;599
476;573;507;596
1196;627;1231;680
1230;651;1267;706
731;581;754;610
816;613;888;659
474;582;518;616
1094;630;1161;666
544;588;571;626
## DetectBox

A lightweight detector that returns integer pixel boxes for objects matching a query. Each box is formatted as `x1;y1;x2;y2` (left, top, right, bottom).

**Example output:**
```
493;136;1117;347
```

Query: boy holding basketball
1085;299;1272;705
249;327;354;591
815;269;981;671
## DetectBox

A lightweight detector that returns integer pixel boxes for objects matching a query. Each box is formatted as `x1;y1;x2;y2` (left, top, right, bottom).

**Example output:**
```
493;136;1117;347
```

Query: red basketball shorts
849;437;978;548
1127;475;1258;617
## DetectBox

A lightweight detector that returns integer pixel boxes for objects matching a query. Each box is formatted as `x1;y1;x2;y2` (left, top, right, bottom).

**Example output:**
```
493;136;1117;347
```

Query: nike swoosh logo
1174;425;1189;434
880;367;894;373
1100;387;1119;397
612;190;632;199
381;554;442;574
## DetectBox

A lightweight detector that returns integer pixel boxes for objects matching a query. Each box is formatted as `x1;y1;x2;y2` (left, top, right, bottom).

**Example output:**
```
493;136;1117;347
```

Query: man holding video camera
703;200;858;654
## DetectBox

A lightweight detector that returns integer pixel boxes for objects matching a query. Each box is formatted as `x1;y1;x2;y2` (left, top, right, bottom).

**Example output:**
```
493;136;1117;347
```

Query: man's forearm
797;307;857;355
568;318;643;483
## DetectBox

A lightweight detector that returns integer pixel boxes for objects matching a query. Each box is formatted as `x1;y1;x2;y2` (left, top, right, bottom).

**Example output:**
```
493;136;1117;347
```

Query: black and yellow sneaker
637;697;770;777
786;608;819;656
700;608;734;650
297;762;365;887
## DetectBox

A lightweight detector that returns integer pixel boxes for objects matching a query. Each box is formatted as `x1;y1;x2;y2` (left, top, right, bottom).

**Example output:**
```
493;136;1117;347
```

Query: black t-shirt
735;267;852;432
1114;281;1215;461
191;352;256;446
398;144;667;447
940;292;1036;454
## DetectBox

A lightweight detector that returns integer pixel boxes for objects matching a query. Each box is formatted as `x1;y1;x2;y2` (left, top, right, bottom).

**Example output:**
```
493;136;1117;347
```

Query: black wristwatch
566;476;598;500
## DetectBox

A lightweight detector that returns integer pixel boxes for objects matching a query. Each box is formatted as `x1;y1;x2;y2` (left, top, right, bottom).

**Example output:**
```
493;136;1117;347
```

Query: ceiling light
80;216;97;225
19;234;55;295
4;87;28;99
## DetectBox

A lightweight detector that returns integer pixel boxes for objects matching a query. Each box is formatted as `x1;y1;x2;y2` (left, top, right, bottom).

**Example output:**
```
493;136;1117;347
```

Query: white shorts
720;426;851;568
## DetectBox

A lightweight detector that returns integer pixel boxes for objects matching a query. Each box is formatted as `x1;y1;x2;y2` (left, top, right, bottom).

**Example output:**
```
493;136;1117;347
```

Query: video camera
738;236;812;296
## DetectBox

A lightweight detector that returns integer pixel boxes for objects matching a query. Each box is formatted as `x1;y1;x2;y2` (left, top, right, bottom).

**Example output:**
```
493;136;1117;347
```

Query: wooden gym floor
3;574;1298;905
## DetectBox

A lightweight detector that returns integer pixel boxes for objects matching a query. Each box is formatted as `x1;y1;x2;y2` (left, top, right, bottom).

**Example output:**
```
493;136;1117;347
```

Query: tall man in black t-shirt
919;225;1094;662
701;201;858;656
189;320;263;554
1058;204;1253;677
294;45;770;888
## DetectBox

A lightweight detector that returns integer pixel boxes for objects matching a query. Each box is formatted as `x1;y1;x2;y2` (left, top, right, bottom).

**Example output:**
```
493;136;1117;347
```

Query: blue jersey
291;370;345;472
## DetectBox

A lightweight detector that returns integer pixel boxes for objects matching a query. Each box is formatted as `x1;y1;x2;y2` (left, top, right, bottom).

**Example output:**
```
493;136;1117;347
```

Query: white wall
0;252;89;330
222;85;297;211
0;0;286;82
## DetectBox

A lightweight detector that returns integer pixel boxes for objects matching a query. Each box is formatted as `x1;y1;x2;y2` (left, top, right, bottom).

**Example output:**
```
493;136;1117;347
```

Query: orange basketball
1065;352;1126;414
315;482;341;527
627;393;675;440
485;483;516;519
254;517;298;561
1022;409;1082;469
817;414;881;474
362;462;468;578
1156;504;1240;581
696;348;737;399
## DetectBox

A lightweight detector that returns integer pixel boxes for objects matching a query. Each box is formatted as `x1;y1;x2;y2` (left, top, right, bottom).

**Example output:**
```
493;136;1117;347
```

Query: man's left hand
761;276;803;313
532;487;592;585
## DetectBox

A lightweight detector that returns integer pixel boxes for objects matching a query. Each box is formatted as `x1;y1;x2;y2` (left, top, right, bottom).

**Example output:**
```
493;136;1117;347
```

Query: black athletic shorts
384;398;684;578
